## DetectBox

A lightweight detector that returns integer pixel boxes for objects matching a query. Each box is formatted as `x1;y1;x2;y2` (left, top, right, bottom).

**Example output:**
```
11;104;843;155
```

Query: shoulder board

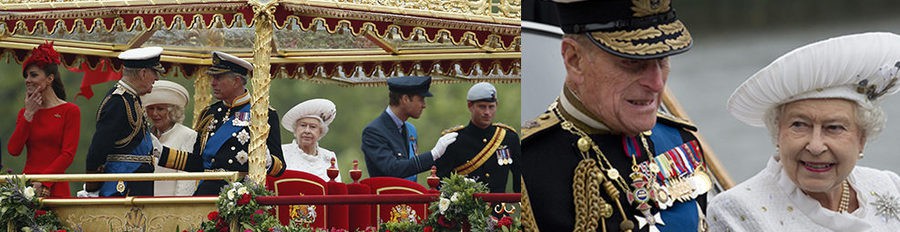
269;106;276;111
441;125;465;135
112;85;126;95
656;112;697;132
521;111;560;140
492;122;517;133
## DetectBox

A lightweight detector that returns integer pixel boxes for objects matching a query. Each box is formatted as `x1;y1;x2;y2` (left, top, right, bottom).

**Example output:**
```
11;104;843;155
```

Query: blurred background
0;60;521;194
522;0;900;184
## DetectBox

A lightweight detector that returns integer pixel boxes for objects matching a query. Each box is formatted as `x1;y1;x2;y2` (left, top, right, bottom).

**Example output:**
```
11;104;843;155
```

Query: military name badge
232;112;251;127
496;145;512;166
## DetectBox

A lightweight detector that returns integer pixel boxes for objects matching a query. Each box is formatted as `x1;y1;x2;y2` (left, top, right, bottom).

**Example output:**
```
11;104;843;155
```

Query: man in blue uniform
156;51;286;195
361;76;458;181
520;0;711;231
436;82;521;193
85;47;164;196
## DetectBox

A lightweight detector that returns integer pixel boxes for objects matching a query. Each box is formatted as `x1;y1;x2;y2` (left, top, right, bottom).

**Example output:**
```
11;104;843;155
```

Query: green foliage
377;221;423;232
423;174;490;232
0;175;70;232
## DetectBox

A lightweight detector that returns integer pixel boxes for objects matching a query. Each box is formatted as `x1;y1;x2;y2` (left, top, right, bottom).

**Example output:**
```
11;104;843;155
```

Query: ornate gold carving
54;202;214;231
291;0;520;21
631;0;671;17
247;0;279;185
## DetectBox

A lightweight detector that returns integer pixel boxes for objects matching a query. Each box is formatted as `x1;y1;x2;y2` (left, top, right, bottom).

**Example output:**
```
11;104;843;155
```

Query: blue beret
387;76;433;97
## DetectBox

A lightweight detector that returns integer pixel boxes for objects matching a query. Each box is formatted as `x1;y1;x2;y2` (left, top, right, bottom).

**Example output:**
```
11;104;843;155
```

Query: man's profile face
570;39;669;135
468;101;496;128
210;73;243;101
403;94;427;119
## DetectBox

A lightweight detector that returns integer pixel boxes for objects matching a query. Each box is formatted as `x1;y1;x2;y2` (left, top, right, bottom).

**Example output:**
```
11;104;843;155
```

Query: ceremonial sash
101;130;153;196
202;104;250;169
404;122;418;182
453;127;506;175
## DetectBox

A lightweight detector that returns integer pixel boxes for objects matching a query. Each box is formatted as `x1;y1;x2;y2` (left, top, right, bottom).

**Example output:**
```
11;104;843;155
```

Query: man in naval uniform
156;51;286;195
85;47;164;197
436;82;521;193
519;0;711;232
362;76;458;181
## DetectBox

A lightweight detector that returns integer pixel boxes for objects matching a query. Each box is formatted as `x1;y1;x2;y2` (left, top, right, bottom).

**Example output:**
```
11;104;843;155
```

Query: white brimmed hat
728;32;900;127
119;47;165;73
207;51;253;76
282;98;337;137
141;80;190;108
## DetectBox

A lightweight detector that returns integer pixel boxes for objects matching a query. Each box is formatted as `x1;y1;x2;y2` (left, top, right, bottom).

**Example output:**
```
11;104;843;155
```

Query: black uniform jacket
435;122;521;193
157;93;285;194
520;103;708;232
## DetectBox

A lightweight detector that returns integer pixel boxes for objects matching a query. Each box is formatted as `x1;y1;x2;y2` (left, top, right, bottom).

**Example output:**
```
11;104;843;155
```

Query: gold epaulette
441;125;465;135
492;122;517;133
112;85;126;95
521;111;560;140
657;112;697;132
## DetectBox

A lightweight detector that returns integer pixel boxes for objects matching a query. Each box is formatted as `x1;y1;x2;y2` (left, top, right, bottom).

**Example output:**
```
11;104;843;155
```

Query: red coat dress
8;102;80;198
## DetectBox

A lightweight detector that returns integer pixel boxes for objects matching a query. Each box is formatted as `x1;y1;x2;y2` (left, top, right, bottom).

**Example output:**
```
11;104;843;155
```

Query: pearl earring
859;153;864;159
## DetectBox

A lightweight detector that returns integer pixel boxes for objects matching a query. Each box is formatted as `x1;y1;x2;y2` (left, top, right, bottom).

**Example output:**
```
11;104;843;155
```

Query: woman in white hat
142;80;198;196
281;98;340;182
709;32;900;231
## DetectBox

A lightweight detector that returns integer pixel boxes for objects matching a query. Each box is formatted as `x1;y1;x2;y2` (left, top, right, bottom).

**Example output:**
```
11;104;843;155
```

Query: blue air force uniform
362;76;435;181
85;47;166;197
156;51;285;195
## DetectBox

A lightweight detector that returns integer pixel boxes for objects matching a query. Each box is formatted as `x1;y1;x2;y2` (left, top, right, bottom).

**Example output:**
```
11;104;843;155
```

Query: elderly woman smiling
280;98;341;182
709;32;900;231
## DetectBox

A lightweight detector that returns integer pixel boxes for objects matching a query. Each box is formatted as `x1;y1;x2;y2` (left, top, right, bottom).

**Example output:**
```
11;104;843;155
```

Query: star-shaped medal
236;129;250;145
871;192;900;222
636;211;665;232
235;150;249;165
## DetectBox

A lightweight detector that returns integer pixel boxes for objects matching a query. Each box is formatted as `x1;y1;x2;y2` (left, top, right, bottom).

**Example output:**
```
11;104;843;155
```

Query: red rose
437;215;457;228
55;230;66;232
255;209;265;215
207;211;219;220
498;216;513;227
423;226;433;232
237;193;252;205
34;210;47;217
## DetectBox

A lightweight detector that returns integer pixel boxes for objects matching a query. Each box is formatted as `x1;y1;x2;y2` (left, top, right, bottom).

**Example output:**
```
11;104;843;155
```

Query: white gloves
76;184;99;198
150;134;162;158
431;132;458;161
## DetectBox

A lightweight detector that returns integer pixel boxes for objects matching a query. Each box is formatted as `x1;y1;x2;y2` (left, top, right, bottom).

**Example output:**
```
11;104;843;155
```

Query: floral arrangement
198;179;280;232
377;221;422;232
422;174;491;232
0;174;69;232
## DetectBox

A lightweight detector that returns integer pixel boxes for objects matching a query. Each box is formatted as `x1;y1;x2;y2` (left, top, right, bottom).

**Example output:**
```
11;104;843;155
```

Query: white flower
227;188;236;200
438;197;451;214
237;187;249;195
450;192;459;202
233;182;243;188
23;187;35;200
465;178;476;183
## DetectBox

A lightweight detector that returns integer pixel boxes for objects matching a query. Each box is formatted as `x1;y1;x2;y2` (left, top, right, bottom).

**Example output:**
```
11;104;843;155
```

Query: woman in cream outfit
142;80;198;196
709;32;900;231
281;98;341;182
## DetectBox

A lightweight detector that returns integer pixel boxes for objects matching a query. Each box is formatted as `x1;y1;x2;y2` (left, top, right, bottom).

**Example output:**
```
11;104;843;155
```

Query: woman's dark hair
23;63;66;100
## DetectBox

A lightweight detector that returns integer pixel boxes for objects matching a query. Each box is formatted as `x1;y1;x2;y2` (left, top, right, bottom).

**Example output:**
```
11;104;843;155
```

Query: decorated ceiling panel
0;0;521;84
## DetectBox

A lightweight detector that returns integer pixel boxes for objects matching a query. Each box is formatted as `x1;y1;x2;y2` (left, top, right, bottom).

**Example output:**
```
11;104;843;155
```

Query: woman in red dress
7;42;81;198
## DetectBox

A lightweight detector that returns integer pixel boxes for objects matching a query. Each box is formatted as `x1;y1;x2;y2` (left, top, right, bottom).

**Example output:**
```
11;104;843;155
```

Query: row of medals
616;138;714;214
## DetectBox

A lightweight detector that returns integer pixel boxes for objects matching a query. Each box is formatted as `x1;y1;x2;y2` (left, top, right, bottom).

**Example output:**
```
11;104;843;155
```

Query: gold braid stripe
453;127;506;175
114;95;144;148
519;178;540;232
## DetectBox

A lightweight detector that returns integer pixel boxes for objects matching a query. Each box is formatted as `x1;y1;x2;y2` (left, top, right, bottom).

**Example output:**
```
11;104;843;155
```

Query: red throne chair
266;170;328;228
359;176;430;225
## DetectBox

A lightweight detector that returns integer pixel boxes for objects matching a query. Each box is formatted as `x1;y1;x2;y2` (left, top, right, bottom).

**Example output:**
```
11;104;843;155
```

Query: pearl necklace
838;180;850;213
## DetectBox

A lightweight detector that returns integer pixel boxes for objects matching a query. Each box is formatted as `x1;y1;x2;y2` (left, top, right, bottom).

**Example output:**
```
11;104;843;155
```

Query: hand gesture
24;85;45;121
431;132;458;161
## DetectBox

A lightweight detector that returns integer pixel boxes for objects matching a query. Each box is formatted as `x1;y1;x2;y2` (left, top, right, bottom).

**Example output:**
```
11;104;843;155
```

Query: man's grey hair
122;67;142;79
220;72;248;85
763;99;886;144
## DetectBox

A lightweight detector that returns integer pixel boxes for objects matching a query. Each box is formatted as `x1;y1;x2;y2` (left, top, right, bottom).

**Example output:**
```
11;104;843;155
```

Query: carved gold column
247;0;278;185
192;67;212;127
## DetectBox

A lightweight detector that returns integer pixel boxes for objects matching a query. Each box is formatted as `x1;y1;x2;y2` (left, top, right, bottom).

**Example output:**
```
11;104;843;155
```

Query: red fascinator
22;41;61;71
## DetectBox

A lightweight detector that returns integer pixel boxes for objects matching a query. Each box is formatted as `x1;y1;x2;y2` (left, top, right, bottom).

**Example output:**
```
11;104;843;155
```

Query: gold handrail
0;172;241;183
40;196;219;206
